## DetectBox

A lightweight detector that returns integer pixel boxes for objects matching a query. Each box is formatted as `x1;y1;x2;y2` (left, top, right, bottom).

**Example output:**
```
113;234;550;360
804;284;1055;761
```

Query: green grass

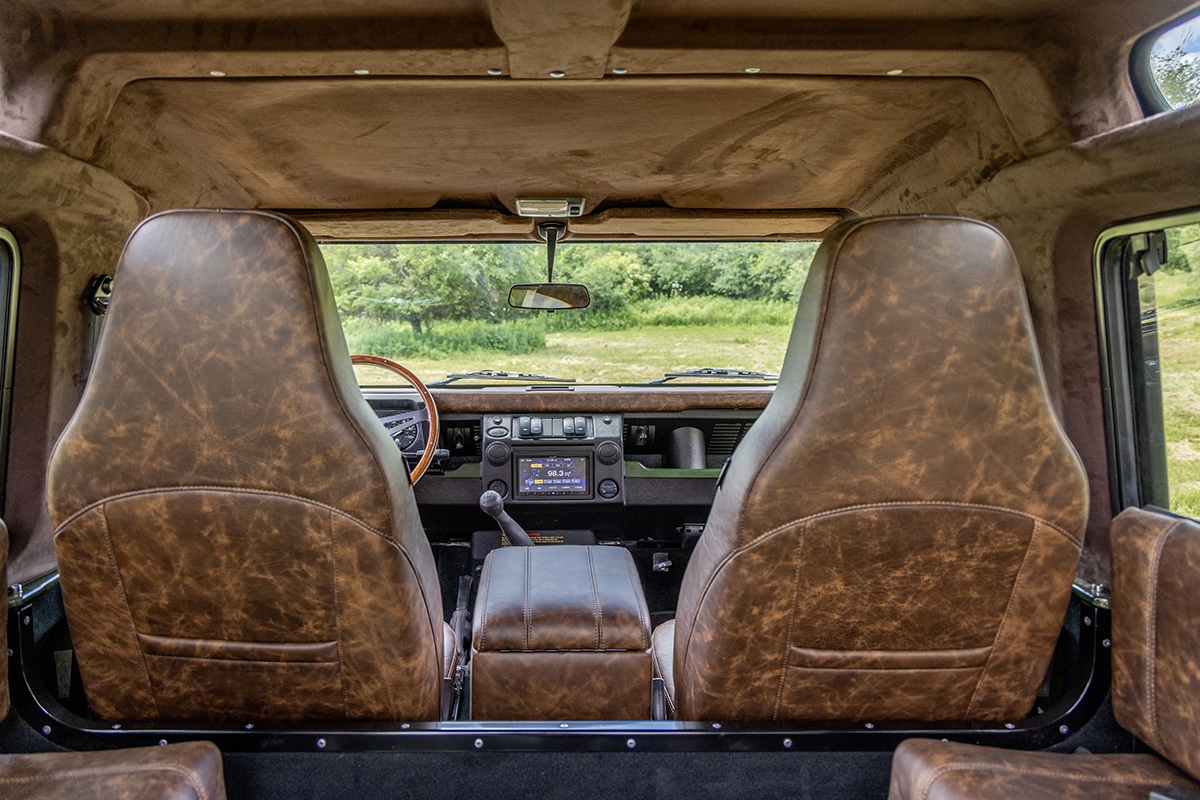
1155;268;1200;517
369;323;792;385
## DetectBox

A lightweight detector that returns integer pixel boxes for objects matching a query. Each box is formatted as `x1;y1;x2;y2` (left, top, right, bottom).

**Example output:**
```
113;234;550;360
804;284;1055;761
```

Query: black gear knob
479;490;534;546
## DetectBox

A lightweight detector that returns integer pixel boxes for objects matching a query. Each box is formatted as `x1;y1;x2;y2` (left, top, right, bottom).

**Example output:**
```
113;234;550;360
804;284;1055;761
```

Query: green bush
631;296;796;327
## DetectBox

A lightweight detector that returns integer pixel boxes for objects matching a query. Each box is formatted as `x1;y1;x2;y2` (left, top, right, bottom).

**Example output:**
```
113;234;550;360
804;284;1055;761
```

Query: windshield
321;241;817;385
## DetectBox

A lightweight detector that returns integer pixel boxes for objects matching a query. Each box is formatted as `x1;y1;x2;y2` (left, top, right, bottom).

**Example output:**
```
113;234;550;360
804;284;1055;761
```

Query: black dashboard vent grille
708;421;753;457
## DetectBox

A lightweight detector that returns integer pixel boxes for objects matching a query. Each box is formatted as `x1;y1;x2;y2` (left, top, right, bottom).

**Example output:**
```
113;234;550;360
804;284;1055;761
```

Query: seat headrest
710;214;1086;545
48;209;407;533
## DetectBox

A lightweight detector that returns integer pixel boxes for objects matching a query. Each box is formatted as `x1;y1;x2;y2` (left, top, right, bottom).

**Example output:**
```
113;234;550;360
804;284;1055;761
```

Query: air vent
707;422;753;457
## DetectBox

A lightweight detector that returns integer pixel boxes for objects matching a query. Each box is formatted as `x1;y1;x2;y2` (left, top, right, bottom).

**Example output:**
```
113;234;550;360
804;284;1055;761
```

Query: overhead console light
515;197;586;218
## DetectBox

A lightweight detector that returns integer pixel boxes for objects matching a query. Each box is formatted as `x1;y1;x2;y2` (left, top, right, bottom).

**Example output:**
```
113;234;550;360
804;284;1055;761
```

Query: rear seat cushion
0;741;226;800
888;738;1196;800
1110;507;1200;780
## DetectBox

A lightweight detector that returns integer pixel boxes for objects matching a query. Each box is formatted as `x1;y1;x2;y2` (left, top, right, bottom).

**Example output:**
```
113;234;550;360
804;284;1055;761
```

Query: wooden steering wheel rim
351;354;439;484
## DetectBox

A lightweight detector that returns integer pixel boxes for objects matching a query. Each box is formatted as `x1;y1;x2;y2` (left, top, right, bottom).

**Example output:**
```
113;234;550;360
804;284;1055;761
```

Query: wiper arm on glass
645;368;780;385
429;369;577;387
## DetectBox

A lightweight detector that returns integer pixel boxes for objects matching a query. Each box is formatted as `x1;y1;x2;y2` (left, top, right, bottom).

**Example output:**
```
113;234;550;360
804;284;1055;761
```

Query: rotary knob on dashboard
596;441;621;465
486;442;510;466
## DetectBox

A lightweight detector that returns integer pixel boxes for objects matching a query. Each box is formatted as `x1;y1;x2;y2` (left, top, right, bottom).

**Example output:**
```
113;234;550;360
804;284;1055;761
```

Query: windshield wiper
645;368;779;385
429;369;577;387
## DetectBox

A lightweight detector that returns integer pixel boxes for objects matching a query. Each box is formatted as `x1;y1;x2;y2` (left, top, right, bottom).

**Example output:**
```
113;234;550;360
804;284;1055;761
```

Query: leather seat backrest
1111;507;1200;781
673;215;1088;722
48;209;443;723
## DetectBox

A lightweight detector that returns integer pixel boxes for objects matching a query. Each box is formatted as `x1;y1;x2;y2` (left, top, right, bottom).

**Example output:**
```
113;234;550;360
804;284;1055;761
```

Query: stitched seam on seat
773;522;807;721
966;518;1039;717
478;561;494;652
328;510;352;718
56;486;392;543
524;547;532;651
916;759;1182;800
99;505;161;721
141;653;343;666
759;501;1079;548
0;762;212;800
624;552;649;650
587;547;604;650
1146;520;1178;753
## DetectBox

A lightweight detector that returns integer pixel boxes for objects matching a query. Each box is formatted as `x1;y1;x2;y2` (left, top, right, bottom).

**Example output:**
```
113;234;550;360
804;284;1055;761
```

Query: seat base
889;739;1197;800
0;741;225;800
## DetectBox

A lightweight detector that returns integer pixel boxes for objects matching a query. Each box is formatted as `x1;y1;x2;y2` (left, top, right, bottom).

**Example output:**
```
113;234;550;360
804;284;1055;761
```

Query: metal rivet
626;738;636;749
487;68;503;76
353;69;370;75
782;738;793;749
23;615;30;625
549;70;566;78
865;722;875;730
560;723;569;728
887;69;904;76
401;723;410;730
744;67;760;73
1102;639;1112;649
111;723;122;730
474;738;484;749
711;722;722;730
209;71;226;77
1004;722;1016;730
1058;725;1070;735
1083;616;1093;626
612;67;628;75
41;725;51;735
316;738;327;749
158;739;168;746
244;723;254;730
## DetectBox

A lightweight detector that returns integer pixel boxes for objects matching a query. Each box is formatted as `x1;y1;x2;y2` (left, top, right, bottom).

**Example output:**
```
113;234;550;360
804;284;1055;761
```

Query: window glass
1147;13;1200;110
320;241;817;386
1109;220;1200;516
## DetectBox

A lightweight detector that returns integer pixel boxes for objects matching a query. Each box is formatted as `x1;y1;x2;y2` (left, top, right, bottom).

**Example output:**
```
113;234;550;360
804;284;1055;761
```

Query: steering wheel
351;354;439;484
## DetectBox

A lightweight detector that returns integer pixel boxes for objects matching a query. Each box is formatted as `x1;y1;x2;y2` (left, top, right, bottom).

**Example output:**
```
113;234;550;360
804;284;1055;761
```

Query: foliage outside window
322;242;817;385
1148;14;1200;110
1120;221;1200;517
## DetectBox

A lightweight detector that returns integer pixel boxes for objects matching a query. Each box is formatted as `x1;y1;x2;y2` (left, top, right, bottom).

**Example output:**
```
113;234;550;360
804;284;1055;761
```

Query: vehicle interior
1;1;1199;799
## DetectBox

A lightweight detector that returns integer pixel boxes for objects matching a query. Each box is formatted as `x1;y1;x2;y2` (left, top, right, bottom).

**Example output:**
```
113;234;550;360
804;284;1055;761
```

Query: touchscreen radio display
516;456;589;497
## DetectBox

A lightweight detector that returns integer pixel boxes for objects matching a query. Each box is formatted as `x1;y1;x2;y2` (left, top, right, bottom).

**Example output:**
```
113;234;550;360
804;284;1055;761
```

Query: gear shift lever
479;490;535;547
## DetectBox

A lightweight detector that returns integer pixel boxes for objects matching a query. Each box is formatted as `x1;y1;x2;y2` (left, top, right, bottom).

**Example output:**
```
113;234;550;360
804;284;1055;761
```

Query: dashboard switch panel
481;413;624;504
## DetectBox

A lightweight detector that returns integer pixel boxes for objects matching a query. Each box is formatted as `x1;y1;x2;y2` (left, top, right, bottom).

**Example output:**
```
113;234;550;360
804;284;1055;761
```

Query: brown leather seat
654;215;1088;722
47;209;451;723
888;507;1200;799
1;519;228;799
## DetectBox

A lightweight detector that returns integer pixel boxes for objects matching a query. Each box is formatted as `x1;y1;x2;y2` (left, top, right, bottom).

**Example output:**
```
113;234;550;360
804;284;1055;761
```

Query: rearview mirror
508;283;591;310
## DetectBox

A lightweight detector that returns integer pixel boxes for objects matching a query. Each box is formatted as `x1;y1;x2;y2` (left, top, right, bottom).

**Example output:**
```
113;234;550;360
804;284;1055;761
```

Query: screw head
1102;638;1112;649
487;68;503;76
41;725;51;735
744;67;760;73
1083;616;1093;626
864;722;875;730
712;722;721;730
549;70;565;78
158;739;168;746
401;723;410;730
1058;725;1070;736
474;738;484;749
1004;722;1016;730
626;738;636;749
612;67;628;75
782;738;793;749
244;723;254;730
316;738;327;750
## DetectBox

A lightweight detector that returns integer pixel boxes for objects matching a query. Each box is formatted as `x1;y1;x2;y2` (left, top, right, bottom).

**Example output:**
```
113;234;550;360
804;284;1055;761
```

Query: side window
1098;214;1200;517
0;227;19;516
1134;10;1200;112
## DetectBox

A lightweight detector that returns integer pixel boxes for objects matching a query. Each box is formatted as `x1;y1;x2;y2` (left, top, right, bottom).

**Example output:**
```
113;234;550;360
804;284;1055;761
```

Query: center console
480;413;624;503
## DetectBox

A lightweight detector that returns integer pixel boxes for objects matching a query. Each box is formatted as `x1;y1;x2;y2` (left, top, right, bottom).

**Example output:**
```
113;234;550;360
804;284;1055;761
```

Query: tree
1151;46;1200;109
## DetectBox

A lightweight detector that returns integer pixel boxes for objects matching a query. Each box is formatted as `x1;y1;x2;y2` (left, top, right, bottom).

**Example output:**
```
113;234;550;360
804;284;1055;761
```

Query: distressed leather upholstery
3;522;227;799
0;742;227;800
887;508;1200;799
471;546;652;719
658;215;1087;722
47;209;445;723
